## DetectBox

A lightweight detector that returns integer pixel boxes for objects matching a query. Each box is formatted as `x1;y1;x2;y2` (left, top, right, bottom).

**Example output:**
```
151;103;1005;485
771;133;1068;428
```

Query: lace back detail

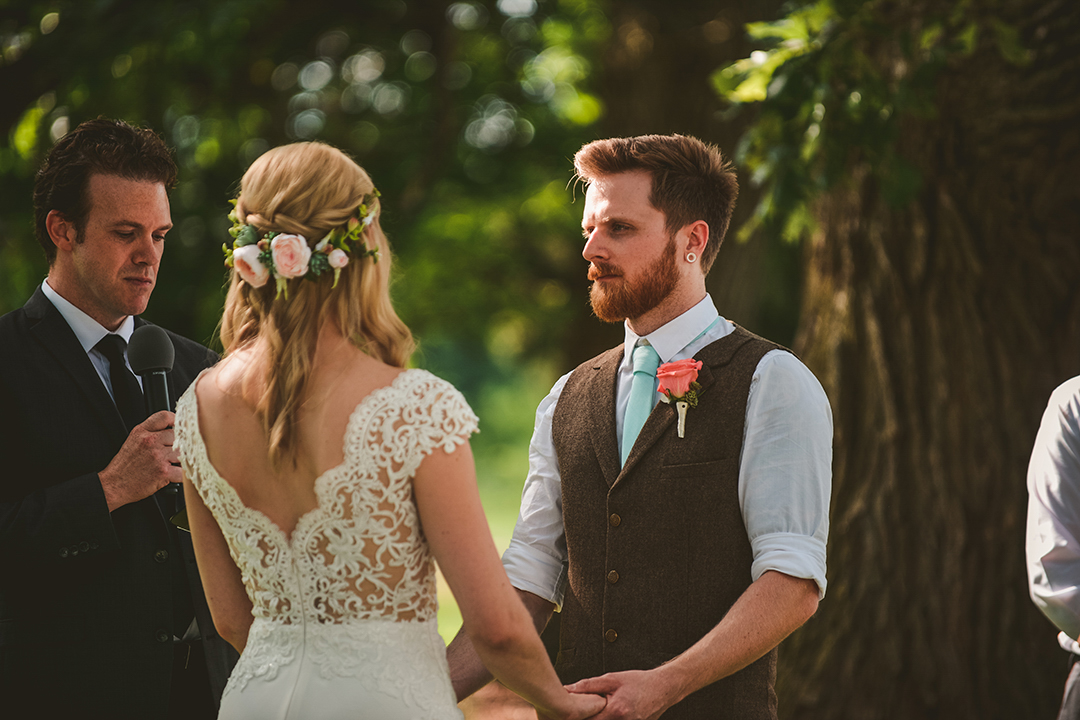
175;369;479;628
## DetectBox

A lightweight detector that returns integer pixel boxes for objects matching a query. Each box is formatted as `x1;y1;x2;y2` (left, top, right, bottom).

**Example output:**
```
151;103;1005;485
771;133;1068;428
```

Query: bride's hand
538;691;607;720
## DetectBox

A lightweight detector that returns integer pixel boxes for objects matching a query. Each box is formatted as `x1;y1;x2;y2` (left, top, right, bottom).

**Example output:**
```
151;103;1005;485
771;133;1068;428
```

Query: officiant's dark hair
573;134;738;275
33;117;177;264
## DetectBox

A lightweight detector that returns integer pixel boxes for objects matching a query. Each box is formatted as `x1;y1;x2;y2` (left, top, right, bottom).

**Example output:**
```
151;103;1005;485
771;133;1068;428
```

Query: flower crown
222;191;381;299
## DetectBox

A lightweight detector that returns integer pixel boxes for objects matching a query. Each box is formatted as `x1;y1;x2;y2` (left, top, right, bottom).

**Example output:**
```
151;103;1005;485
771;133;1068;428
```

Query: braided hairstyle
220;142;414;470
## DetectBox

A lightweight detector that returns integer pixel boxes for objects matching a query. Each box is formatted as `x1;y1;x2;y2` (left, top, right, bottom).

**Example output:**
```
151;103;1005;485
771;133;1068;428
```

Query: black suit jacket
0;287;237;718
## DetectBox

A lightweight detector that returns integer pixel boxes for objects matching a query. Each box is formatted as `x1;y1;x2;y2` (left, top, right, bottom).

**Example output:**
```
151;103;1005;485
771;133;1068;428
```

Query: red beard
588;237;678;323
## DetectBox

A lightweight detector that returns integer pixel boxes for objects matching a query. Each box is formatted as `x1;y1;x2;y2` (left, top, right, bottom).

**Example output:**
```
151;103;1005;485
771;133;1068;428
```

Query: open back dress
175;369;477;719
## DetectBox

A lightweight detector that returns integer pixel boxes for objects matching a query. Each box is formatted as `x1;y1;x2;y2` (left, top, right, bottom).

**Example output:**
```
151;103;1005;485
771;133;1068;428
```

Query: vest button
155;629;170;643
605;629;618;643
607;570;619;584
609;513;621;527
154;549;169;563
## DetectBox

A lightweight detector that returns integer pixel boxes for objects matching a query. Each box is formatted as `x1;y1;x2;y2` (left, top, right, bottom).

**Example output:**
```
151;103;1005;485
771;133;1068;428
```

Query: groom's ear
683;220;709;259
46;210;78;253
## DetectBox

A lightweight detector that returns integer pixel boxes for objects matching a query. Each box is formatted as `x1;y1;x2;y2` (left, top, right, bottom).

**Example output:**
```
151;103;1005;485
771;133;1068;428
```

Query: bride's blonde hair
220;142;414;469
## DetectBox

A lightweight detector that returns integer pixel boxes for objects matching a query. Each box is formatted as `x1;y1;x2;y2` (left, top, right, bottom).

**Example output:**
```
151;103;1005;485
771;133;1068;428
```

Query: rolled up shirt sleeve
741;350;833;598
502;373;571;609
1027;377;1080;647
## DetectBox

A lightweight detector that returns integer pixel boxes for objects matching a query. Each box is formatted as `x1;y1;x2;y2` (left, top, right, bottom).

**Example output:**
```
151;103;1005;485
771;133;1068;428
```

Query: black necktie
95;334;145;431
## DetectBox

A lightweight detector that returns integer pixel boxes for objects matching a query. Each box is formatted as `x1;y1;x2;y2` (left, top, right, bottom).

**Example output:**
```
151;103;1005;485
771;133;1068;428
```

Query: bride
175;142;605;720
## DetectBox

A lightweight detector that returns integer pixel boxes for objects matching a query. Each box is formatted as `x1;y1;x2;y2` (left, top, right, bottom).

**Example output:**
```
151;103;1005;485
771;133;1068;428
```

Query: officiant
448;134;832;718
0;118;236;719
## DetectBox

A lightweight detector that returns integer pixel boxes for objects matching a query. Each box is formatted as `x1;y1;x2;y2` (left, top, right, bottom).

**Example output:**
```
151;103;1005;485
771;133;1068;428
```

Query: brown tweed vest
552;325;784;720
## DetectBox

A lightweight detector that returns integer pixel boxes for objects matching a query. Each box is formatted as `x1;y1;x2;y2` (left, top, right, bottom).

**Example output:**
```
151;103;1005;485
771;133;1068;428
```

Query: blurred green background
0;0;802;645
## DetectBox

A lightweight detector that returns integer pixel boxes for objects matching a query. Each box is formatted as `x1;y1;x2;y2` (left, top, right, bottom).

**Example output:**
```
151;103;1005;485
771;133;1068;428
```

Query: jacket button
58;547;69;558
605;629;618;643
607;570;619;584
609;513;621;527
69;545;79;556
79;541;90;552
155;629;170;643
154;549;169;563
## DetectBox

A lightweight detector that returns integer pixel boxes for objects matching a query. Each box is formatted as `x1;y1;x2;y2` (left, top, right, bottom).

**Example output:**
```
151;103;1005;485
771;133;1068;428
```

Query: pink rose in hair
270;234;312;278
328;248;349;269
656;359;702;399
233;244;269;288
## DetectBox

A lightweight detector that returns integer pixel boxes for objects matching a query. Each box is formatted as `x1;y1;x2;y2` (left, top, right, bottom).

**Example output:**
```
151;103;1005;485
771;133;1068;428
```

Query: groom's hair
33;117;177;264
573;134;738;274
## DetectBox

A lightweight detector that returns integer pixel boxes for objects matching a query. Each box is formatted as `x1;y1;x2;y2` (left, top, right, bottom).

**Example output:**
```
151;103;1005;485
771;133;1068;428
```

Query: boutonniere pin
657;359;703;438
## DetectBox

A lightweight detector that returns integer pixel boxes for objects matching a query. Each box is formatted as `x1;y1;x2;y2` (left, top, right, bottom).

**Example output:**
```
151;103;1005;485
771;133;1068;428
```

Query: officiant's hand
565;669;675;720
99;411;180;512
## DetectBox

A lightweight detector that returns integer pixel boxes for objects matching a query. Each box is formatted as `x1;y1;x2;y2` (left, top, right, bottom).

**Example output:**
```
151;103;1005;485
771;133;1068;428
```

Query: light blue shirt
41;279;140;399
502;294;833;608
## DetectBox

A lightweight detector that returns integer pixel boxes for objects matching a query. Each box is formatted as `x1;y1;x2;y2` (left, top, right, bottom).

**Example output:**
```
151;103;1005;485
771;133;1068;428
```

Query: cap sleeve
387;371;479;480
339;369;479;485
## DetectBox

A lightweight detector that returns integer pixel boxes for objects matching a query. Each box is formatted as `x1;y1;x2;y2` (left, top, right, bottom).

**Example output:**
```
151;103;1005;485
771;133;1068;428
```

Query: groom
0;118;235;718
449;134;832;718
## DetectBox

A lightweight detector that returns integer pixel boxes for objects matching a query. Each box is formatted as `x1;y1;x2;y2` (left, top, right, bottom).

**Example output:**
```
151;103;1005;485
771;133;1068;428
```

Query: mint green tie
621;342;661;466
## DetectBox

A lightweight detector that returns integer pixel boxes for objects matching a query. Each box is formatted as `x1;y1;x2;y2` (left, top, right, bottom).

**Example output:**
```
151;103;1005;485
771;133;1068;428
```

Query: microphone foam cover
128;325;175;374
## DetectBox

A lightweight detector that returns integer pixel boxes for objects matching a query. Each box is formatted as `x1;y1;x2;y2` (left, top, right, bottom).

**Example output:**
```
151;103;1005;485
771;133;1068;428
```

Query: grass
432;361;555;644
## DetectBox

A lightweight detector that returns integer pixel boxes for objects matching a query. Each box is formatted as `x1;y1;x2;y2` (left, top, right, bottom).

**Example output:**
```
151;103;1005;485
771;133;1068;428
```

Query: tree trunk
782;2;1080;717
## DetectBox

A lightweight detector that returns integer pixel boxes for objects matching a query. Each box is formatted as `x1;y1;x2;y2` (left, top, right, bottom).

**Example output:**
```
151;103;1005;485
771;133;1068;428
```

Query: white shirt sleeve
1026;377;1080;649
502;345;835;607
740;350;833;598
501;373;571;609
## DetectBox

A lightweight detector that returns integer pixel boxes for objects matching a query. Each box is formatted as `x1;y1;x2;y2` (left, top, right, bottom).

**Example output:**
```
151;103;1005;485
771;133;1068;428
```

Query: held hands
564;670;677;720
99;411;180;512
537;690;607;720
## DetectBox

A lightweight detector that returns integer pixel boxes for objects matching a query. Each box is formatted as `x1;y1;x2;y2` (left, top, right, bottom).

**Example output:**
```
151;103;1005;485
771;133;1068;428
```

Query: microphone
128;324;185;512
128;324;175;415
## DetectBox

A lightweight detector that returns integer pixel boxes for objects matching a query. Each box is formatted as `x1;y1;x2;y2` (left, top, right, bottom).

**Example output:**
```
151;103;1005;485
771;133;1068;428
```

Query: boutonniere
657;359;703;439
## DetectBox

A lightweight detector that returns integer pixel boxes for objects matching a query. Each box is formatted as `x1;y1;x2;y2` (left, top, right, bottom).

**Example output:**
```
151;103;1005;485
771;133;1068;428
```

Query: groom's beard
588;236;678;323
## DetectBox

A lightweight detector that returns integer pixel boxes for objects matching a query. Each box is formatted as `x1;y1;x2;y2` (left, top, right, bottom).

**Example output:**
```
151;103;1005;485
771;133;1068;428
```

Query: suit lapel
24;288;128;444
617;398;676;483
585;348;624;488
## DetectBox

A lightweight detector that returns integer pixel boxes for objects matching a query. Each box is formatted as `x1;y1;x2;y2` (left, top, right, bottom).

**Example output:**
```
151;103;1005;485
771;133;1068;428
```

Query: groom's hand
565;670;677;720
99;411;180;512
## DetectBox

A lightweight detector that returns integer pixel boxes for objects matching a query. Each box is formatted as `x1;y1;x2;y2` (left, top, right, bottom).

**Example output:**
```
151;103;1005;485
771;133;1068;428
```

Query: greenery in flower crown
222;190;381;298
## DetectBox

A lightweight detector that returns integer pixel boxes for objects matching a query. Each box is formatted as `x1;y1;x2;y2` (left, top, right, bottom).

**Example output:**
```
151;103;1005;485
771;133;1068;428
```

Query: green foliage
711;0;1035;245
0;0;608;394
1;0;612;638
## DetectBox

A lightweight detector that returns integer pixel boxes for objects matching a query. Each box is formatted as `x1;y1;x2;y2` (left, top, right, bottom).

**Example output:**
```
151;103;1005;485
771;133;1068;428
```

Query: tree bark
782;1;1080;717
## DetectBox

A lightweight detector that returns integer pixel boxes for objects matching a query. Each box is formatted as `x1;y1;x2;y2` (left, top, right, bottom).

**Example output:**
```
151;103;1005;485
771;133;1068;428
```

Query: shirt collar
41;279;136;353
622;294;720;364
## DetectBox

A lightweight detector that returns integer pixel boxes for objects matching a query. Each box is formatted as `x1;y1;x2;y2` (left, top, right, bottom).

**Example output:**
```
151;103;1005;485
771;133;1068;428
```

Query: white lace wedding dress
175;369;477;719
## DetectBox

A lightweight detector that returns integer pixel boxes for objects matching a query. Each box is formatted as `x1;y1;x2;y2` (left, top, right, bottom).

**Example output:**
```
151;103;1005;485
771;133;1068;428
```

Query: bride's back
175;141;451;626
195;336;401;543
174;142;489;718
180;331;474;626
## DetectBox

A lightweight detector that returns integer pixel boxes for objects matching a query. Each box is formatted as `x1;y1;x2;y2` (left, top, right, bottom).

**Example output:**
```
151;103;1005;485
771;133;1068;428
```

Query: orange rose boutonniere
656;359;703;438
